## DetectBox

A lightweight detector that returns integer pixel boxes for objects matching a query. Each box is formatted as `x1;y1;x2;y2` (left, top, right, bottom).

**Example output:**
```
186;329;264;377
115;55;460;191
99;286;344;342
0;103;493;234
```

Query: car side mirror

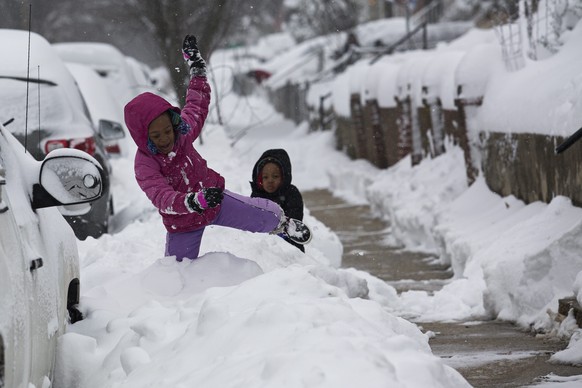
31;149;104;209
98;119;125;141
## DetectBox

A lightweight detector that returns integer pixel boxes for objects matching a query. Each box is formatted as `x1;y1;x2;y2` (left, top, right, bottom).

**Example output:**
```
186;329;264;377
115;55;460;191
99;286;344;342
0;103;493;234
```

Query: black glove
202;187;223;208
182;34;206;77
187;188;223;213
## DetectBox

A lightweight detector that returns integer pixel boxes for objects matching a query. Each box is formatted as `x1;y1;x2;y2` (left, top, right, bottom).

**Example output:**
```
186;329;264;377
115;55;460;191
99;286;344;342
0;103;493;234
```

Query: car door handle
30;258;44;271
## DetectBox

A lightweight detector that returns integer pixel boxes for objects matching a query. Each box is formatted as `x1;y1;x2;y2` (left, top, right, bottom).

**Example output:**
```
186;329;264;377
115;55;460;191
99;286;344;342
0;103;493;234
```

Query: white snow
41;12;582;387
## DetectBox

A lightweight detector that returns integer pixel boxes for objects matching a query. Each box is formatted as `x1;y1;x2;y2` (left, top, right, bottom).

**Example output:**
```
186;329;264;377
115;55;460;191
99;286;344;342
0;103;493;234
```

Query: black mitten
187;188;223;213
182;34;206;77
201;187;224;208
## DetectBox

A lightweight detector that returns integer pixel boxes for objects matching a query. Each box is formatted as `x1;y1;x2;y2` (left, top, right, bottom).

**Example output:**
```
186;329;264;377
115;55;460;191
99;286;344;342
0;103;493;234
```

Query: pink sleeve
180;76;211;143
134;153;191;215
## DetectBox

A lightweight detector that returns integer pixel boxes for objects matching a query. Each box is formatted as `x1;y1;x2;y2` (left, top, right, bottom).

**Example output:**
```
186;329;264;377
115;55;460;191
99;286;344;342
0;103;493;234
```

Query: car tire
109;196;115;216
68;305;83;324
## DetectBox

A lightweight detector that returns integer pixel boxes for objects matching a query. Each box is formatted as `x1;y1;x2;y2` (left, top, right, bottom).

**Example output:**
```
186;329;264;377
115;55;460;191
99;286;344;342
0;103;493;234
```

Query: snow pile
327;133;582;357
56;254;468;388
368;143;468;250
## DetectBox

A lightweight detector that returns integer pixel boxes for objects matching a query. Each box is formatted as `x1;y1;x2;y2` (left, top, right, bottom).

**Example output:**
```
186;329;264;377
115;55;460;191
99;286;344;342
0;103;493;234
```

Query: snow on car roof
53;42;133;79
0;29;75;88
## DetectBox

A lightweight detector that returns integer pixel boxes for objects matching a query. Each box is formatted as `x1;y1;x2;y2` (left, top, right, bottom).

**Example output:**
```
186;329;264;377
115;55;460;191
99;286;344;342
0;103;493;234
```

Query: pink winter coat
124;76;225;233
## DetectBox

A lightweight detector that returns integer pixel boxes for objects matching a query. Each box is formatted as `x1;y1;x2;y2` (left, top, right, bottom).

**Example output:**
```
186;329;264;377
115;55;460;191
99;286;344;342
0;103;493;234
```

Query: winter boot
271;215;312;245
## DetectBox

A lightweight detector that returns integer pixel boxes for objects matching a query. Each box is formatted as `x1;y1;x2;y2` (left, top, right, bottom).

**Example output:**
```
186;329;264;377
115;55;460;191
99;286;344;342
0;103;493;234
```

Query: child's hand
187;188;223;213
182;34;206;77
201;187;223;208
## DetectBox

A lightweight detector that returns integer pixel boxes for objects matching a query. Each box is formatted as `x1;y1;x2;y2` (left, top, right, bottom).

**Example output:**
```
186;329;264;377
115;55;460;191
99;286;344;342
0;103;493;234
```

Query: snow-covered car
0;29;118;239
125;55;158;95
0;123;105;387
54;42;179;108
65;62;128;157
53;41;144;109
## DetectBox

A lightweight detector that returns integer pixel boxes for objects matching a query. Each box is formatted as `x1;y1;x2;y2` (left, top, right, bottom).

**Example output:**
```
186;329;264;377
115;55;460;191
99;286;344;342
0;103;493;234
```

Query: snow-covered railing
495;0;582;71
494;20;525;71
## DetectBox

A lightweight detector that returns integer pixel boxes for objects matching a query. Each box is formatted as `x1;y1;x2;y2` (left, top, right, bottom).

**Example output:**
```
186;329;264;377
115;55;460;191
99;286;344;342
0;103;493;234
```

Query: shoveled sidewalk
304;189;582;387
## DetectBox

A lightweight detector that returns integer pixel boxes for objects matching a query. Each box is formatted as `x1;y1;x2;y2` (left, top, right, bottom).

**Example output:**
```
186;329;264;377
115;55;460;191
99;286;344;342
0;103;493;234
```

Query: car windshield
0;77;74;135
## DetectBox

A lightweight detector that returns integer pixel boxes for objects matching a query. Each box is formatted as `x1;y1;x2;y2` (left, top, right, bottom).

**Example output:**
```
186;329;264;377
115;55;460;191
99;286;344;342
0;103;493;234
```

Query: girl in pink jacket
124;35;284;260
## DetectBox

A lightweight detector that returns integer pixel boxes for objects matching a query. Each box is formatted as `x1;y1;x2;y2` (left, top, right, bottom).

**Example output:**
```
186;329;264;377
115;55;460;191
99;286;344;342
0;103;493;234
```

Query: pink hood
125;92;181;153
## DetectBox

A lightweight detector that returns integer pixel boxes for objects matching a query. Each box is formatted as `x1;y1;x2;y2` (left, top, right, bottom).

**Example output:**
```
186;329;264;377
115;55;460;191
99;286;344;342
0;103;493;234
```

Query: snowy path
303;189;582;387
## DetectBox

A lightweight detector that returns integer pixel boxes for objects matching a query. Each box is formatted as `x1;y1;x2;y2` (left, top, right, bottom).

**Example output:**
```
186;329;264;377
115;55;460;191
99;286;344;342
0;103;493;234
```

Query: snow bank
328;139;582;330
56;253;469;388
317;19;582;350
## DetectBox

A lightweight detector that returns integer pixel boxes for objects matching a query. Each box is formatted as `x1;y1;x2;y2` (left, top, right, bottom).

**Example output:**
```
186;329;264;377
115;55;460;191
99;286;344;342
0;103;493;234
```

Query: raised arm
180;34;211;142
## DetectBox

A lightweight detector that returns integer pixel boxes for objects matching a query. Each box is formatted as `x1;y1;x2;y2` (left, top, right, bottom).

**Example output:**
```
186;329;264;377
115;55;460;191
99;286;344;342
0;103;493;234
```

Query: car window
73;82;94;125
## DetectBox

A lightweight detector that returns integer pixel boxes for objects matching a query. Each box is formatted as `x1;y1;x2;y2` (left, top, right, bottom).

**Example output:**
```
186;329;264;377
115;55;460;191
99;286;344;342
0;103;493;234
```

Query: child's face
148;113;175;154
261;162;282;193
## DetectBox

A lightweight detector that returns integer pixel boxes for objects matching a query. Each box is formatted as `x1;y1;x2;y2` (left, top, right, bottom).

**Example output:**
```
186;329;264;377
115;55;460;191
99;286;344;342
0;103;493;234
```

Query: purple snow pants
165;190;282;261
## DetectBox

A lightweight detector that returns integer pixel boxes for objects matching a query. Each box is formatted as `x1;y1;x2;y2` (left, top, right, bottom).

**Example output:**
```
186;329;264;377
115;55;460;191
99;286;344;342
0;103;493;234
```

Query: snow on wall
348;61;370;98
332;70;352;118
375;61;401;109
477;21;582;137
422;50;465;110
363;62;386;102
454;43;503;101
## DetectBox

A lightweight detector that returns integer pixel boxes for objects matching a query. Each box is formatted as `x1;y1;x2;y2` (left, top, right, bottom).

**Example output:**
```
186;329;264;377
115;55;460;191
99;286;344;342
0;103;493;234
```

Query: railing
366;0;455;65
494;19;525;72
369;21;428;64
410;0;445;27
319;92;334;130
494;0;574;72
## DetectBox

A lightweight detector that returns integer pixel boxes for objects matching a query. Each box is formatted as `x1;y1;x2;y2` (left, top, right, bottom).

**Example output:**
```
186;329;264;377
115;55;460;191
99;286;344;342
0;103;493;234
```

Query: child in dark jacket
124;35;289;261
250;149;305;252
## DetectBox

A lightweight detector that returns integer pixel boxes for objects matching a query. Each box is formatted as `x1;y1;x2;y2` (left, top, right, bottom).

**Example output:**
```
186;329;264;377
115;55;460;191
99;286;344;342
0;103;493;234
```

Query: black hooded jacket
250;149;304;251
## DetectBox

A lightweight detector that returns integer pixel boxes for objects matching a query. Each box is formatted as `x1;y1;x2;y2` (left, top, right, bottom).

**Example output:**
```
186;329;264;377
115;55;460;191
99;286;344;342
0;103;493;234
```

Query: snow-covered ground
53;12;582;388
54;98;472;387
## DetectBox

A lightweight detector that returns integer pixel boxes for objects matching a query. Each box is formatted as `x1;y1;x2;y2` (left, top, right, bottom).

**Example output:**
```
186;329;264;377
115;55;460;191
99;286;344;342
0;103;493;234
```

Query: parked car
65;62;128;157
54;42;179;108
125;55;157;94
0;29;122;239
53;41;143;109
0;123;105;387
124;55;179;106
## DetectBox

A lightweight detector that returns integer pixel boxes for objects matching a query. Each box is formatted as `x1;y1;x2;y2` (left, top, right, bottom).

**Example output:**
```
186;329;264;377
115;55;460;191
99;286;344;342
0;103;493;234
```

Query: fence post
422;88;446;157
454;85;482;185
410;94;423;166
365;99;389;168
350;93;368;159
319;92;333;131
395;95;412;161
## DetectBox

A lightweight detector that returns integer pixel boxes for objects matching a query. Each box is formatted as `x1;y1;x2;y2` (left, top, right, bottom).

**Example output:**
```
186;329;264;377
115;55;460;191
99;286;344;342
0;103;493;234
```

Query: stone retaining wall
482;132;582;207
269;83;582;209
